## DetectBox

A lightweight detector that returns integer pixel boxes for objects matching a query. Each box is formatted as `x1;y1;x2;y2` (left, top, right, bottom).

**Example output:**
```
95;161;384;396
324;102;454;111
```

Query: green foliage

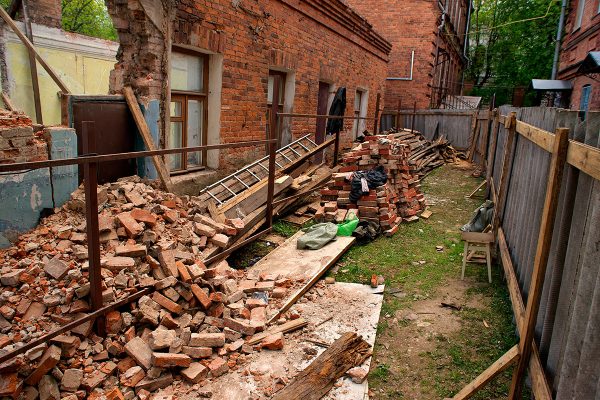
272;221;299;238
466;0;561;105
62;0;117;41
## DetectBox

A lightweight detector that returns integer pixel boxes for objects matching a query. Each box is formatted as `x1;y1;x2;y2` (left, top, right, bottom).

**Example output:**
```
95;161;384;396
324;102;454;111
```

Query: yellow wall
5;38;116;125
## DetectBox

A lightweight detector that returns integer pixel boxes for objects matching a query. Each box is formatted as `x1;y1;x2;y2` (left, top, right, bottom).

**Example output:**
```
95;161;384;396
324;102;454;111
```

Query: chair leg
461;242;468;280
486;243;492;283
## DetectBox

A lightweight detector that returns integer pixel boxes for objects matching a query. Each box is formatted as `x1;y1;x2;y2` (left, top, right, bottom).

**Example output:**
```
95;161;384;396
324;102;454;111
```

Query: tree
465;0;561;105
62;0;117;41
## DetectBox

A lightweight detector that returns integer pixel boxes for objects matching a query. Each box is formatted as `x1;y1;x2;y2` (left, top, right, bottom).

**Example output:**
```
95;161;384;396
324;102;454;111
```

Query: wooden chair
461;231;494;283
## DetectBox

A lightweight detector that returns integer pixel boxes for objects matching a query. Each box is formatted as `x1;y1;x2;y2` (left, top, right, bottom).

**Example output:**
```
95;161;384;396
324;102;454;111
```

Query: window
267;70;286;145
580;84;592;119
574;0;586;30
169;50;209;173
353;89;368;138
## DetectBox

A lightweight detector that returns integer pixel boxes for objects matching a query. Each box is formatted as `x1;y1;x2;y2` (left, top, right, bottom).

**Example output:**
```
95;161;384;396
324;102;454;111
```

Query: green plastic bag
337;211;359;236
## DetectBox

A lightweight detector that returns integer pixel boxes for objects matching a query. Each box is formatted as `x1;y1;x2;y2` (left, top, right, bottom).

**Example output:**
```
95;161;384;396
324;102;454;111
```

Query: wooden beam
515;120;555;153
479;109;492;167
508;127;570;399
1;92;15;111
485;110;500;198
451;345;520;400
272;332;371;400
467;111;480;162
566;140;600;181
0;6;70;94
497;228;552;400
123;86;173;192
493;112;517;232
21;0;43;124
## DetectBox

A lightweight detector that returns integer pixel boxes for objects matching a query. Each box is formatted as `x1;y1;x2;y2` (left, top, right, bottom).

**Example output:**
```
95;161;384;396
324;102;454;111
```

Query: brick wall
25;0;62;29
0;110;48;164
105;0;391;170
346;0;470;110
557;0;600;111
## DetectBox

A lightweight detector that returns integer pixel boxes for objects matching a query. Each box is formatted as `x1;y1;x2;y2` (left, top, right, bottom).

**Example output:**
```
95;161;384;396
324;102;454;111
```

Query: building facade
104;0;391;181
557;0;600;112
346;0;471;111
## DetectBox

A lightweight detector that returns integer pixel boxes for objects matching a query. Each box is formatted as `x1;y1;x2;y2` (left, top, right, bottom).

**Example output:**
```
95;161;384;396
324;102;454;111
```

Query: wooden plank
223;175;293;219
123;86;173;192
0;6;70;94
566;140;600;181
515;120;555;153
271;332;371;400
460;231;494;243
485;111;500;198
246;318;308;345
497;228;552;400
467;111;480;162
1;92;15;111
259;233;356;324
206;200;225;224
451;345;520;400
493;112;517;232
508;127;570;399
478;109;492;168
21;0;42;124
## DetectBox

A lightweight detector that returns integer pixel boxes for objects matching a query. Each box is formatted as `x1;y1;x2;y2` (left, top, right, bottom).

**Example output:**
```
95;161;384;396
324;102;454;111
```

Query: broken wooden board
272;332;371;400
281;214;313;226
169;282;383;400
222;175;293;219
248;231;354;280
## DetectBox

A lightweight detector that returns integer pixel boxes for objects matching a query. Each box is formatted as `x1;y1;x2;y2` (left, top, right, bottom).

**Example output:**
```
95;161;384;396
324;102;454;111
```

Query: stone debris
0;177;298;398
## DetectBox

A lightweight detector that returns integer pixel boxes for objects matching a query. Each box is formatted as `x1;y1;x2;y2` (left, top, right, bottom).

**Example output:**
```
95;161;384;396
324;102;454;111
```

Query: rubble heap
0;176;300;399
318;134;425;236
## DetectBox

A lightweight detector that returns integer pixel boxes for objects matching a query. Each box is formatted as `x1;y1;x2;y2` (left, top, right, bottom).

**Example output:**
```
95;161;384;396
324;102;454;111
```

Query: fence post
493;112;517;233
411;101;416;134
508;127;570;399
485;109;500;199
395;99;402;130
266;75;280;228
82;121;105;335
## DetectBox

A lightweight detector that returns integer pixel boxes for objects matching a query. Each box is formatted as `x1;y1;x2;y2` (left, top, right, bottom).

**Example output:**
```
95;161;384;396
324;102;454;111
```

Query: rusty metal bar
276;113;376;120
0;287;152;365
0;139;277;173
82;121;104;335
204;228;273;265
374;93;381;134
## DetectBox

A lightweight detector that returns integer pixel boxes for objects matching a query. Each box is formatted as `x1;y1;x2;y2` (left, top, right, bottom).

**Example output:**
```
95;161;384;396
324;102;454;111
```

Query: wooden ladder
199;135;319;206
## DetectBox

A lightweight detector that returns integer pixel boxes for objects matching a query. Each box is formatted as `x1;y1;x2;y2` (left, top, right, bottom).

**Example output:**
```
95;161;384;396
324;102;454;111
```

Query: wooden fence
451;107;600;399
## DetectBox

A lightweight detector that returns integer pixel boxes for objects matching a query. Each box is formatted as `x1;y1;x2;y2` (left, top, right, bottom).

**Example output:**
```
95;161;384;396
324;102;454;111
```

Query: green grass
329;164;519;399
272;221;299;237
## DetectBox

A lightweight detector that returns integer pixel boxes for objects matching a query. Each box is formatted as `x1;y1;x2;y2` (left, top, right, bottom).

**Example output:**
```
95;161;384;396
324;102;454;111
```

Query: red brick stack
318;134;425;236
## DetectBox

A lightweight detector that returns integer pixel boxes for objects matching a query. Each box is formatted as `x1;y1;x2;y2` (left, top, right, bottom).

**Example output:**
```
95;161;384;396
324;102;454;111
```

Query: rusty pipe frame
0;287;153;365
0;139;277;173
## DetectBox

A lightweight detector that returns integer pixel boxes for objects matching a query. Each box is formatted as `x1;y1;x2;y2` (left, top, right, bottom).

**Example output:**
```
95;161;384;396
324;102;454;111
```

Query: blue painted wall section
0;128;78;248
135;99;160;180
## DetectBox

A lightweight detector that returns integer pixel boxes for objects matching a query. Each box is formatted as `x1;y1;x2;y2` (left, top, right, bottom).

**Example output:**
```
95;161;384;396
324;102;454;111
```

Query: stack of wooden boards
386;128;461;177
318;134;426;236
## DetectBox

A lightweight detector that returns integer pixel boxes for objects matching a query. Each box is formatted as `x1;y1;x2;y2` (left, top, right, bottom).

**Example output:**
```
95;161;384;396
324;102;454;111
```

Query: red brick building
104;0;391;182
557;0;600;112
346;0;472;111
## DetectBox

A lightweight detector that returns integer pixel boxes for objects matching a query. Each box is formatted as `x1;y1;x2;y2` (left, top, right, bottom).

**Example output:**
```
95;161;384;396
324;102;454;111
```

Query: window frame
169;47;210;174
574;0;586;31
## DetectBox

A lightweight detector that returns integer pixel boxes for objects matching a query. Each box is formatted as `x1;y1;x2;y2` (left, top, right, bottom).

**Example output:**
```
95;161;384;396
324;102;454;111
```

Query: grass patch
272;220;299;237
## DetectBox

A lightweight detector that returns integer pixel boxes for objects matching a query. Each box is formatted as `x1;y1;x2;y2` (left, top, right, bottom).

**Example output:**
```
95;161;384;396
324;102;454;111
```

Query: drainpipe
551;0;568;79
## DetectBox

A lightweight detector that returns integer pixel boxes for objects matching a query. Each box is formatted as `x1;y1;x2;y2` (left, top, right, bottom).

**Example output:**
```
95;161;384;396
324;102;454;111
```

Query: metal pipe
0;139;277;173
551;0;568;80
82;121;104;335
386;50;415;81
276;113;376;120
0;287;153;365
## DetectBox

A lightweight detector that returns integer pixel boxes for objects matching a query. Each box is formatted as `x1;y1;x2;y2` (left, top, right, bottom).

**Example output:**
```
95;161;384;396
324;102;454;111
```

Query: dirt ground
333;162;518;399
